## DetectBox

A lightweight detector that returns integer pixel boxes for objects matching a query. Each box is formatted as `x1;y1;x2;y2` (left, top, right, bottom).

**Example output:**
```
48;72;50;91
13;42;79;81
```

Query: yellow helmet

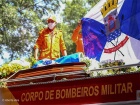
47;16;56;22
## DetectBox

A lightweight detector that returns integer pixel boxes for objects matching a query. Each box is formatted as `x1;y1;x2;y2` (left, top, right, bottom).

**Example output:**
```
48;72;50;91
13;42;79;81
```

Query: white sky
0;51;10;66
0;58;4;66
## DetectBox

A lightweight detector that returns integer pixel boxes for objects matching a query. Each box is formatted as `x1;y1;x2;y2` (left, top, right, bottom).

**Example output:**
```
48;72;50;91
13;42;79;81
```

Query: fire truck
0;62;140;105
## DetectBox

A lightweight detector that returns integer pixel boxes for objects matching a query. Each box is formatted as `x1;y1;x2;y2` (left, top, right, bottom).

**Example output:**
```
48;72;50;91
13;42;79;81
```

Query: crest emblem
100;0;129;53
101;0;121;42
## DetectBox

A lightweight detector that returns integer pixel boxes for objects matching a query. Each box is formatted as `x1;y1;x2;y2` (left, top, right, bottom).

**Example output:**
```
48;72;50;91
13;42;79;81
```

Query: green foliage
60;0;87;54
24;56;37;67
60;0;99;54
87;0;100;7
0;0;100;64
0;0;62;62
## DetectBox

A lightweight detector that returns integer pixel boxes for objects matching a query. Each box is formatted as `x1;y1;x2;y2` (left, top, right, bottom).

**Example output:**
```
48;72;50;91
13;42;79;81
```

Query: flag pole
110;41;124;58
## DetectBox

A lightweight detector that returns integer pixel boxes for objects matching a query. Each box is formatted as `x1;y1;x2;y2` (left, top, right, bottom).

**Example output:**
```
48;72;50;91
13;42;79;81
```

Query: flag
118;0;140;40
82;0;140;63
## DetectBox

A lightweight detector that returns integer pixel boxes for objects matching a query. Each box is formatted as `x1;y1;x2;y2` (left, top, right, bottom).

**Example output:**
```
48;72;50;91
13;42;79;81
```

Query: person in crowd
71;20;84;53
34;16;67;60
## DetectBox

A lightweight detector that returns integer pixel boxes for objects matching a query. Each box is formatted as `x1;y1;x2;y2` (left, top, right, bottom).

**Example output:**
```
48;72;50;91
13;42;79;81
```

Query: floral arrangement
99;59;125;68
0;78;7;88
79;53;92;72
81;57;92;69
0;63;30;79
89;59;140;77
0;57;36;87
0;57;36;79
99;59;139;75
99;59;126;74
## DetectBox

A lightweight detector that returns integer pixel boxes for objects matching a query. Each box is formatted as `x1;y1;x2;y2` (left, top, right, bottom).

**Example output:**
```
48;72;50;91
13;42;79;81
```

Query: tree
0;0;62;62
60;0;99;54
0;0;100;65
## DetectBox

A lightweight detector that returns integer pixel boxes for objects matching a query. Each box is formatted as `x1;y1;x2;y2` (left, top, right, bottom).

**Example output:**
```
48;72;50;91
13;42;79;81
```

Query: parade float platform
1;63;140;105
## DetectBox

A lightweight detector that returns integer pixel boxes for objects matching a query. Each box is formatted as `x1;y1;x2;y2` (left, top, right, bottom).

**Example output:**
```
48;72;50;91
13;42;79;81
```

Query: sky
0;51;10;66
0;58;4;66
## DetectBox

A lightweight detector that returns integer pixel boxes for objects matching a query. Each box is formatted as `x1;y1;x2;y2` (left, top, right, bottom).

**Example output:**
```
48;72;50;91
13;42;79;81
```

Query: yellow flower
2;70;6;74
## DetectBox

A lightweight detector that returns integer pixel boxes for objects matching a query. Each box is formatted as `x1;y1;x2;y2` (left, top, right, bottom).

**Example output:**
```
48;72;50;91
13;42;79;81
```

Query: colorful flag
82;0;140;63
